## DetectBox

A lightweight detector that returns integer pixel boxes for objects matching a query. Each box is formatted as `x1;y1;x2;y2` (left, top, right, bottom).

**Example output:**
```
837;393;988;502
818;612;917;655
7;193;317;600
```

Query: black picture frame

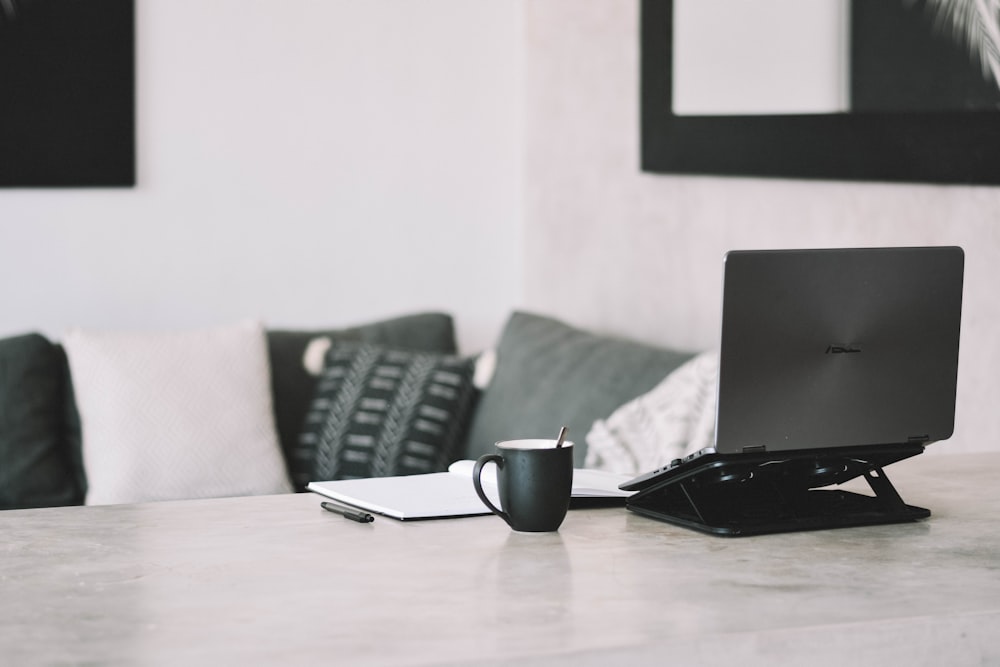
640;0;1000;185
0;0;135;187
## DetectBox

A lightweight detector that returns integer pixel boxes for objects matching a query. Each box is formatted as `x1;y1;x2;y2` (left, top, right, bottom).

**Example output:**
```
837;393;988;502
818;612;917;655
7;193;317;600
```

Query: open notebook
308;460;633;520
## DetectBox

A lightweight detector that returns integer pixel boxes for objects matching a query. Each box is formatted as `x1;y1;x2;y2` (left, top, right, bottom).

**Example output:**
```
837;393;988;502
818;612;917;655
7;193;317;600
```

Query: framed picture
0;0;135;187
641;0;1000;184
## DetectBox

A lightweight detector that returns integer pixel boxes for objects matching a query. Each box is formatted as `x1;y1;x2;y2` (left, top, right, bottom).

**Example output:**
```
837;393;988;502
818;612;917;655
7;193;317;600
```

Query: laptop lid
715;246;964;455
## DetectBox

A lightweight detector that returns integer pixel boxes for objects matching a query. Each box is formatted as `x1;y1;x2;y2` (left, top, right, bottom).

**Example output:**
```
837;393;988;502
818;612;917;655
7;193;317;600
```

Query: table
3;452;1000;666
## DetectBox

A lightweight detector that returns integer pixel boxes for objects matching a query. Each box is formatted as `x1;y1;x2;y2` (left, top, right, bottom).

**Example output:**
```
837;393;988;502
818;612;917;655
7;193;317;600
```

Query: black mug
473;439;574;532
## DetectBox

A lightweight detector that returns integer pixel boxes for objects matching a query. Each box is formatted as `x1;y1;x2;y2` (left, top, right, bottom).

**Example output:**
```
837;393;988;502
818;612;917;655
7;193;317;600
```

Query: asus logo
826;344;862;354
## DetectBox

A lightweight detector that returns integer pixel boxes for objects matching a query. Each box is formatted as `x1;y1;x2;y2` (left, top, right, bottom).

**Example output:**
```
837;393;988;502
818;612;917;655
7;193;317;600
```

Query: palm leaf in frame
913;0;1000;88
1;0;19;22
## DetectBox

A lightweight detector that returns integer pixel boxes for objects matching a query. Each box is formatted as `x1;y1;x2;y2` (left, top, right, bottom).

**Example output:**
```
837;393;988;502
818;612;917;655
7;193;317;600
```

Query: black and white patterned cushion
294;342;478;485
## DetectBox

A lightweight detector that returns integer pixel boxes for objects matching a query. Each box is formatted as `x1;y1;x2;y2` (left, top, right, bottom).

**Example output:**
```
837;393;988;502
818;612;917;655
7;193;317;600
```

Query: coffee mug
472;439;574;532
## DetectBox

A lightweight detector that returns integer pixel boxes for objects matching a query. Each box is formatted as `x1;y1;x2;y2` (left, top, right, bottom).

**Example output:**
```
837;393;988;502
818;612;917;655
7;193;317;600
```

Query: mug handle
473;454;511;527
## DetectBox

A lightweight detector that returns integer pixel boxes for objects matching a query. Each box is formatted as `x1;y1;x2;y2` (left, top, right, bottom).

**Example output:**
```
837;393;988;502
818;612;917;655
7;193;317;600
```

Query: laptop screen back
715;247;964;454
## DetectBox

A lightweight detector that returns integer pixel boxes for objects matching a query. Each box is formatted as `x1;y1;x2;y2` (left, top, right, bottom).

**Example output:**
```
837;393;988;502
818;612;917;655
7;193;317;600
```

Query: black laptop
621;246;964;536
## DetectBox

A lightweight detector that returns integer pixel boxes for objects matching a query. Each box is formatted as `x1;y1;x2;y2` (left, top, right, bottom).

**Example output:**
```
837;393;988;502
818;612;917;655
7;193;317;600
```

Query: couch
0;311;694;510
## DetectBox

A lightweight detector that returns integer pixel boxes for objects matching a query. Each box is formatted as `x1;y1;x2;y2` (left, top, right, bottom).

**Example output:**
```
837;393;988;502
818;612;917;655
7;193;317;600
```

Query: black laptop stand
624;444;929;537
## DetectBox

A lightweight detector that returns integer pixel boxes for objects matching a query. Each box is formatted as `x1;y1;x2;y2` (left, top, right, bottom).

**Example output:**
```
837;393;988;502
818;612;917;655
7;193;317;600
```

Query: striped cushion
295;343;478;485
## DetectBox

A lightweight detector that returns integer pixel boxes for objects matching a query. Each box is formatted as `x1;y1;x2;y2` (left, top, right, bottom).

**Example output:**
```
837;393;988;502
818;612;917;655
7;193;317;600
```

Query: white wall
522;0;1000;454
0;0;523;353
5;0;996;454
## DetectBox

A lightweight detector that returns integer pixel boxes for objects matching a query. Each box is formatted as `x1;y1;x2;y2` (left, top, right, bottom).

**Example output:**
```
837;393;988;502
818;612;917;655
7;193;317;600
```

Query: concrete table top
2;451;999;666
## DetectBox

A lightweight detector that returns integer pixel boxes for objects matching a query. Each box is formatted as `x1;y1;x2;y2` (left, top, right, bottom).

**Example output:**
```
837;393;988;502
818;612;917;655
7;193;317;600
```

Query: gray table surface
3;452;999;666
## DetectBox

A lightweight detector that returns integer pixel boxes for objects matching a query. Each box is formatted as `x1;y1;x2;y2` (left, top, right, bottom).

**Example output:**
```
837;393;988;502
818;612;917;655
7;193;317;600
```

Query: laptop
621;246;964;535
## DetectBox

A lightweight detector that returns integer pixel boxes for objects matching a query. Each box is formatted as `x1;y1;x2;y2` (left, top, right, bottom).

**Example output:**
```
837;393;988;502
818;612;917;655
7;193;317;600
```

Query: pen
321;501;375;523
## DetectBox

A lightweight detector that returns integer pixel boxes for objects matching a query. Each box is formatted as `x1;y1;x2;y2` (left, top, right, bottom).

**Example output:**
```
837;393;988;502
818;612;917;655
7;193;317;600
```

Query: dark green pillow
295;342;478;486
0;333;83;510
464;312;694;466
267;312;458;488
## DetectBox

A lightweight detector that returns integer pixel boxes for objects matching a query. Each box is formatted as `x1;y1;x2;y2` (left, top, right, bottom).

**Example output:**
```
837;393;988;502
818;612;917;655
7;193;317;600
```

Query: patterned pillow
266;311;458;475
585;351;719;475
295;342;478;485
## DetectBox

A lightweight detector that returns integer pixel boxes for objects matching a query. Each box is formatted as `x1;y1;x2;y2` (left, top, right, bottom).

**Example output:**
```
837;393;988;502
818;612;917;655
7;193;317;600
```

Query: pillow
267;312;458;480
464;312;695;466
295;342;478;486
63;322;293;505
0;333;83;509
58;349;88;500
585;350;719;474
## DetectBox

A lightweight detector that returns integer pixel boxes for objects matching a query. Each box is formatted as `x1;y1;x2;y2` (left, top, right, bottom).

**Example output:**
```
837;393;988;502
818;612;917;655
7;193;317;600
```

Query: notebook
621;246;964;535
308;460;633;521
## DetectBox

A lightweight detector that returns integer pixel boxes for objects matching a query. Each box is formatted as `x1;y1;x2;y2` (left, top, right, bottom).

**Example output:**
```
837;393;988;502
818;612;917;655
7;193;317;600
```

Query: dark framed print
640;0;1000;184
0;0;135;187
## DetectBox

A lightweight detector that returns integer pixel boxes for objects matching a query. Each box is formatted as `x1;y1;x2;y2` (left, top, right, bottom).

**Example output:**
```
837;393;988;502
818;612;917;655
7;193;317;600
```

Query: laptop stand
625;444;930;536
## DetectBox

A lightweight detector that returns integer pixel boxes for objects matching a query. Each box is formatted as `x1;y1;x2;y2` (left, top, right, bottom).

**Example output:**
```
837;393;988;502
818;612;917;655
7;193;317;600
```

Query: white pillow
585;351;719;475
63;321;293;505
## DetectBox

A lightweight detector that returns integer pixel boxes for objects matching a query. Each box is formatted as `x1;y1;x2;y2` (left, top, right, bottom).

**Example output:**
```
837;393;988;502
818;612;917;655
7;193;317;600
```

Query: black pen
321;501;374;523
